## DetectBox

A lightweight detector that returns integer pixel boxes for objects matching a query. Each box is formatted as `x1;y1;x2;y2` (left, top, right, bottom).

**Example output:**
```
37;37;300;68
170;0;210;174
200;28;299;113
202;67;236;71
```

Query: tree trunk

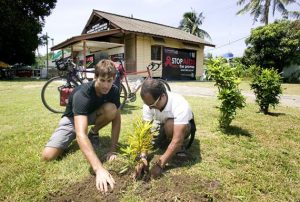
264;0;271;25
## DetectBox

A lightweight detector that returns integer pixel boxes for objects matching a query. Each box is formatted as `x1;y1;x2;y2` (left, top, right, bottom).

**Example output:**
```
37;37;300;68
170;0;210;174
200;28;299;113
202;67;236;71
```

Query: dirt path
169;83;300;108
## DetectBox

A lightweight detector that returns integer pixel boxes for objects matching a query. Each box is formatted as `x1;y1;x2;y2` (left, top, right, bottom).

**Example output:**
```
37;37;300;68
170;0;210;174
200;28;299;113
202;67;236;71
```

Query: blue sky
41;0;299;57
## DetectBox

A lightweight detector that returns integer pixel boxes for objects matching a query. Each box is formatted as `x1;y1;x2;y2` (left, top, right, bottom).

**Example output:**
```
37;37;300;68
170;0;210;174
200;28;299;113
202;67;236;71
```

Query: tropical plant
207;58;246;128
120;117;155;172
250;66;282;114
179;8;212;40
237;0;300;25
242;20;300;73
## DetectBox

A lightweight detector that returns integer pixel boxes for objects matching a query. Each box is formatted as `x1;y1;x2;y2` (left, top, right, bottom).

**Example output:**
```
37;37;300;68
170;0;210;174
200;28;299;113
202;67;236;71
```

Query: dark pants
153;118;196;150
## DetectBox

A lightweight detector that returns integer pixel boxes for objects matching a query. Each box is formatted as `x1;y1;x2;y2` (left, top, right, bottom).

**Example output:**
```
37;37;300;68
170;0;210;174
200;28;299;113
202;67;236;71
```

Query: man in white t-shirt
135;79;196;179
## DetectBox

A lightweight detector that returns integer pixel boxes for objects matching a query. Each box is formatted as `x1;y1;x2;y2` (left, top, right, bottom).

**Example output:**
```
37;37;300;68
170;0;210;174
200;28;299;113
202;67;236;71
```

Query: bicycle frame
114;59;163;103
119;61;160;94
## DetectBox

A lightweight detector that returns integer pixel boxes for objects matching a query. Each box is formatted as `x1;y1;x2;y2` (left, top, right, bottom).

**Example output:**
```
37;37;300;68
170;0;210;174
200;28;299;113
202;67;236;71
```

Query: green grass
0;80;300;201
170;80;300;96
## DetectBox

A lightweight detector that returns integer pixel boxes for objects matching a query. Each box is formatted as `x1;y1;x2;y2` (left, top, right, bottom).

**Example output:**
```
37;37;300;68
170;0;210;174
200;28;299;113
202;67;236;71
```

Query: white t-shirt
143;91;193;124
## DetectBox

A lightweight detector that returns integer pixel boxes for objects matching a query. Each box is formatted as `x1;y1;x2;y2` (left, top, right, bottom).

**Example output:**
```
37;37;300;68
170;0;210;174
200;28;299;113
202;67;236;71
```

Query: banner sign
86;19;109;34
162;47;196;80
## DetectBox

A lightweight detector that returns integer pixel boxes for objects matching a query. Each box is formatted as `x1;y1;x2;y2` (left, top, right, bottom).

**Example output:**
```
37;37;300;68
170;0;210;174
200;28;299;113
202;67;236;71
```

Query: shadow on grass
120;104;141;115
266;112;286;117
59;135;124;161
152;138;202;171
255;110;286;117
0;78;44;82
60;134;202;176
222;125;252;137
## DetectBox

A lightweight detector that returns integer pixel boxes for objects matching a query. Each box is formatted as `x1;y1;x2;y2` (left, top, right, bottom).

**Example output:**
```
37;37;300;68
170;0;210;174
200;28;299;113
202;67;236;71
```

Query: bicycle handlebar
55;58;76;71
147;62;161;72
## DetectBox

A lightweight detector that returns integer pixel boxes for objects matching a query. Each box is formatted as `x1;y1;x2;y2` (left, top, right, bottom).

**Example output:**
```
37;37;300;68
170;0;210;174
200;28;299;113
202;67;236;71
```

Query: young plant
207;58;246;128
250;66;282;114
120;117;154;173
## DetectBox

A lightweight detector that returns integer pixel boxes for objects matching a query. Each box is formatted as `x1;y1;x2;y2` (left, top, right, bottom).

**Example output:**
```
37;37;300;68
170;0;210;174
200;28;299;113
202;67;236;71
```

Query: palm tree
237;0;300;25
179;9;212;41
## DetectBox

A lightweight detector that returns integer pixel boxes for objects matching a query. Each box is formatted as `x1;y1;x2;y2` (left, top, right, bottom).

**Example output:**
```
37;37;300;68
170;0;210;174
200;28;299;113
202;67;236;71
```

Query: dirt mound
46;172;225;202
46;172;131;202
46;155;227;201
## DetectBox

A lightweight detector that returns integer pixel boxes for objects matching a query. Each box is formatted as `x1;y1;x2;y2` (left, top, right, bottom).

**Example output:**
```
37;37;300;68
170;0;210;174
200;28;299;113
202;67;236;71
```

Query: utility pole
51;38;54;60
46;32;49;79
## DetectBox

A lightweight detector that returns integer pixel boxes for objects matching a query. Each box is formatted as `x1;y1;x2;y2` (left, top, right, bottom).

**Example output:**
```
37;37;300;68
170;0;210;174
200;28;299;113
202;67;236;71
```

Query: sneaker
88;130;100;150
176;146;187;157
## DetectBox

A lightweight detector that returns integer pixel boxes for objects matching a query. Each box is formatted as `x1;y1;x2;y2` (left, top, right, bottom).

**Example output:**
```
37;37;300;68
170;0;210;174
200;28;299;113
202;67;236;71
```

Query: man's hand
134;158;149;180
95;167;115;194
150;163;163;179
106;151;117;162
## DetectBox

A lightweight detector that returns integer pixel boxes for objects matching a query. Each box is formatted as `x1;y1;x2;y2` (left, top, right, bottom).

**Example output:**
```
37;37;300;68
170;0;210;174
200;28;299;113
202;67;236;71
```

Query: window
151;45;161;60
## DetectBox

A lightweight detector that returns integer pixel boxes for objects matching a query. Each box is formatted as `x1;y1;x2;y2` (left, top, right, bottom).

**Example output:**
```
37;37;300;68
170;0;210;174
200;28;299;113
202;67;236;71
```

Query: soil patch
46;155;227;201
46;172;226;202
46;172;131;202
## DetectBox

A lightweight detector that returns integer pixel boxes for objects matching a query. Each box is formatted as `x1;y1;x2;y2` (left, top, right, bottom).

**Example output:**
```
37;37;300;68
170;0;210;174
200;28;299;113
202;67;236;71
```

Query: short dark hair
95;59;116;78
140;78;166;100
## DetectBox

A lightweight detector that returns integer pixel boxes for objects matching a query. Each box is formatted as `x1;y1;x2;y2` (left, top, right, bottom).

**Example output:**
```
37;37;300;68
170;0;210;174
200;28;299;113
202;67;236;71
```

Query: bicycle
114;59;171;109
41;58;94;113
41;58;171;113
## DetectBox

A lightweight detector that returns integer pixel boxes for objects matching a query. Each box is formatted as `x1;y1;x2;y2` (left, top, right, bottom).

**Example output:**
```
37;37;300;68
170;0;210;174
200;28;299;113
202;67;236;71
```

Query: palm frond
274;0;288;15
237;0;248;6
237;2;252;14
179;8;211;40
288;11;300;19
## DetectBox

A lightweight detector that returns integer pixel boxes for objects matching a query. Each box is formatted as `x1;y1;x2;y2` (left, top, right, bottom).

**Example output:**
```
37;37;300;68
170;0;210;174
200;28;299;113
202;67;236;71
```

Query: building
51;10;215;80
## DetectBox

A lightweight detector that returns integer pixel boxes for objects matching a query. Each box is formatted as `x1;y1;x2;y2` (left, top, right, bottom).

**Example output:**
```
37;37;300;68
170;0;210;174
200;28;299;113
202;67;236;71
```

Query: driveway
169;83;300;108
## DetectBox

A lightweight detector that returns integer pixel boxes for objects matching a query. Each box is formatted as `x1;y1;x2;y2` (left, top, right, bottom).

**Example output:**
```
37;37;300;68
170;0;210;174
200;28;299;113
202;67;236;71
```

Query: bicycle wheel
119;83;127;109
158;79;171;91
41;76;78;113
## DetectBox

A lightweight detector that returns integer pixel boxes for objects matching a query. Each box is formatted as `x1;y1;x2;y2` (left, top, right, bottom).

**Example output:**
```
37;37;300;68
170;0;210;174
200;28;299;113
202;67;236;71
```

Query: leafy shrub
250;66;283;114
207;58;245;128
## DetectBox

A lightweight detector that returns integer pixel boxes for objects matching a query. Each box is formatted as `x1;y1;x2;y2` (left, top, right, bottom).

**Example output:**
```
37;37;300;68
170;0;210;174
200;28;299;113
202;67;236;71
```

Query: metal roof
51;10;215;51
90;10;214;47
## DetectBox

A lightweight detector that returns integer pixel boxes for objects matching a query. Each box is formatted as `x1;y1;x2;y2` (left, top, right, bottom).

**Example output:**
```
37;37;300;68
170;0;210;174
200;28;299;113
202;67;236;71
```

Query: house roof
89;10;214;47
51;29;122;51
51;10;215;51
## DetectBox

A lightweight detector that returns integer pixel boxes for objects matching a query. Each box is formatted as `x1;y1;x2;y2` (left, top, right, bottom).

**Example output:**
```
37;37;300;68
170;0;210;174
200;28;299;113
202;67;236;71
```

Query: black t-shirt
63;81;120;117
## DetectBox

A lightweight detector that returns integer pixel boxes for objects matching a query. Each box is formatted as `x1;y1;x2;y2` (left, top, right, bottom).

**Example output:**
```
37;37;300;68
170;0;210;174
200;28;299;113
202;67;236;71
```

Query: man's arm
74;115;115;193
109;109;121;152
106;109;121;161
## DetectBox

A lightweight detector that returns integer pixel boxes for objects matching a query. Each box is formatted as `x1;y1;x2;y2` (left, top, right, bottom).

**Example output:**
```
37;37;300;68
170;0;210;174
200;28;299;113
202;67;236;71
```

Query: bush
250;66;282;114
207;58;245;128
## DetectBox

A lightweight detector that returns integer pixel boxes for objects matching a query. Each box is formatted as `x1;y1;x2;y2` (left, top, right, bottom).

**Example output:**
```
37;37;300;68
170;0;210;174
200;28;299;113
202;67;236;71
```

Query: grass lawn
0;80;299;201
170;80;300;96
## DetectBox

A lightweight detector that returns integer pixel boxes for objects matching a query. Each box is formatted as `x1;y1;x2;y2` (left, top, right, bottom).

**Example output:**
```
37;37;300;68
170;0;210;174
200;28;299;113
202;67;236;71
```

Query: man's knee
97;103;117;120
41;147;63;161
